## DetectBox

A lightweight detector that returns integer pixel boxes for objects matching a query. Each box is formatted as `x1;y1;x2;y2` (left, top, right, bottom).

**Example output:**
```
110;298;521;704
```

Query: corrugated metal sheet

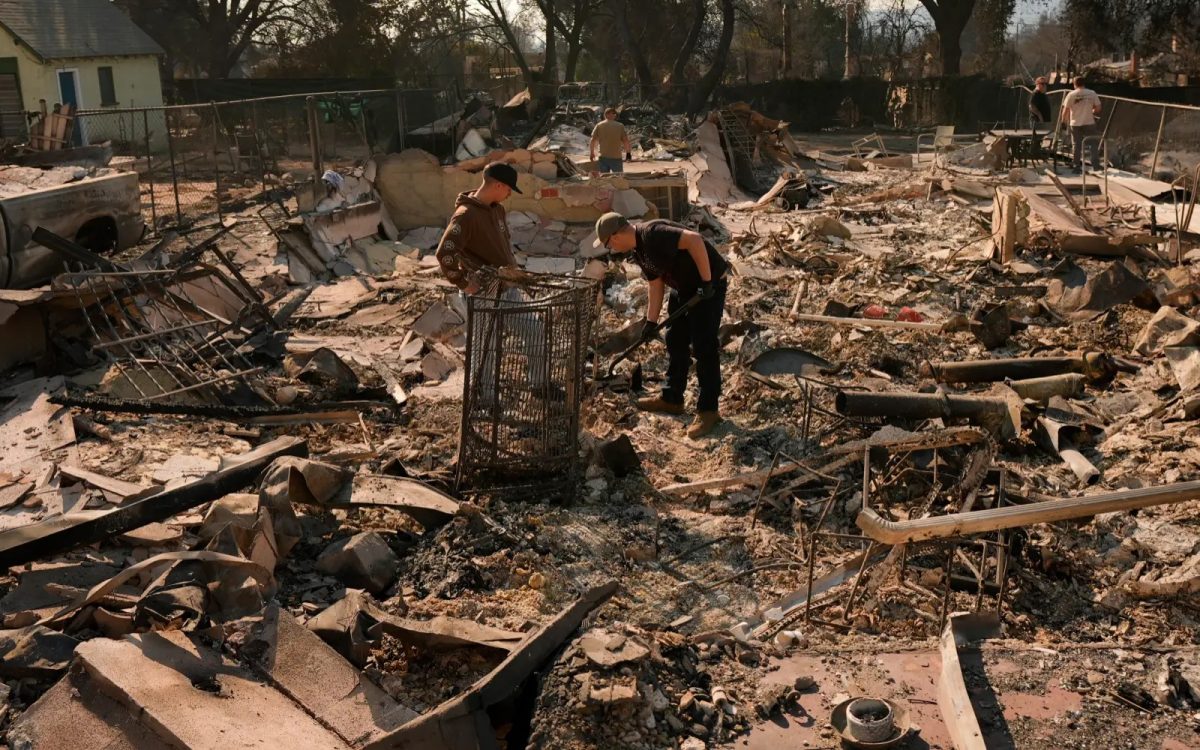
0;0;163;60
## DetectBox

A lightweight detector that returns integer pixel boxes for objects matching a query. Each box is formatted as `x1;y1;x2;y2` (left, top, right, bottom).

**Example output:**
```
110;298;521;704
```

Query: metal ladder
715;109;768;192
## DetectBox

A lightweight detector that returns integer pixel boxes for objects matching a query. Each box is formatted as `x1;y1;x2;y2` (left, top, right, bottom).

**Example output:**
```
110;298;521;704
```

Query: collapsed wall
374;149;688;229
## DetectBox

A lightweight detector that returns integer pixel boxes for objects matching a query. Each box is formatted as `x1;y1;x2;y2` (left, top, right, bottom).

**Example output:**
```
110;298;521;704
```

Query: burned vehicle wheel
75;217;119;255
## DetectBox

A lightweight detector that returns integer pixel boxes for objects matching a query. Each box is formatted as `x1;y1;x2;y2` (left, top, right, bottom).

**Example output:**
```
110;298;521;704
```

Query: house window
98;66;116;106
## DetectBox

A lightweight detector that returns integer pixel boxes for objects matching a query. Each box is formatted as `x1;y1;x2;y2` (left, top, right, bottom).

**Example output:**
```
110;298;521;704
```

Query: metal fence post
394;88;406;151
142;108;157;233
211;101;222;222
165;108;183;226
251;99;267;193
306;96;323;176
1150;106;1167;178
358;94;371;156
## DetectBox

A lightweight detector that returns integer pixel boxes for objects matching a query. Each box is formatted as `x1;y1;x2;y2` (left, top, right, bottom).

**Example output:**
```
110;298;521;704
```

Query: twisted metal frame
456;273;599;496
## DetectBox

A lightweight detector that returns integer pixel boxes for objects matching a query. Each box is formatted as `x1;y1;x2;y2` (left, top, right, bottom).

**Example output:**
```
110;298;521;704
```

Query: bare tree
256;0;401;77
666;0;706;91
533;0;604;82
174;0;292;78
476;0;540;86
1013;12;1068;76
608;0;656;97
1144;0;1200;67
1062;0;1142;71
863;0;930;79
972;0;1016;77
687;0;736;115
917;0;977;75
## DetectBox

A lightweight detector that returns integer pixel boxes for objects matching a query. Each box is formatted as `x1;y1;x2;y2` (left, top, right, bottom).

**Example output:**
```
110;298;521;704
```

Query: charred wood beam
50;391;397;420
0;437;307;569
939;612;1000;750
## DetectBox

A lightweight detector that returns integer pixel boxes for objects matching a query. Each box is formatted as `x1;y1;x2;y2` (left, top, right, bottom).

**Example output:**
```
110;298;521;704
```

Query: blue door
56;70;82;146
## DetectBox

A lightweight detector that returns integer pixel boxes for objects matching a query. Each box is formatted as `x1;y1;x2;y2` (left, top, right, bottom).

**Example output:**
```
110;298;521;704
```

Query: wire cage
456;273;600;496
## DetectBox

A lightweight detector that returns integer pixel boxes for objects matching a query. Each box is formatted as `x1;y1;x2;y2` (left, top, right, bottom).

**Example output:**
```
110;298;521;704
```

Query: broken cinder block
317;531;399;594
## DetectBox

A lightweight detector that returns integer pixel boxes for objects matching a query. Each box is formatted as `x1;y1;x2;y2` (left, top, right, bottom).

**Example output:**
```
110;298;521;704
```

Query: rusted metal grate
62;259;270;404
456;273;599;495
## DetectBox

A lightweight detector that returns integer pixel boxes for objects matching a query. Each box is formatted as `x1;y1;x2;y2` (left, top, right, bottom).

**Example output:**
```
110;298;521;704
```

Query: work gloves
640;320;661;342
697;282;716;301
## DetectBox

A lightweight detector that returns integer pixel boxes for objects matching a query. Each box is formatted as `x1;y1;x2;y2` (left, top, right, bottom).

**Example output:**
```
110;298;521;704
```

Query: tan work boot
636;396;685;415
687;411;722;439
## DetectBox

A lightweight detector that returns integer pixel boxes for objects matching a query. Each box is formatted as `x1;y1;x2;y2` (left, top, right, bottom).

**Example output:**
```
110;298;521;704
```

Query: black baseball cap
483;162;523;194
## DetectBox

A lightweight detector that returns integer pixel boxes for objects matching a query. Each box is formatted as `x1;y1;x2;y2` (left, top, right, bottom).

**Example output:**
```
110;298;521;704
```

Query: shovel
601;296;701;380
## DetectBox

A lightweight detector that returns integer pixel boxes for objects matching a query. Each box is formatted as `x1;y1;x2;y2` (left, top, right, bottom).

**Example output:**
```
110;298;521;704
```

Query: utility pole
781;0;793;78
458;0;467;88
843;0;857;80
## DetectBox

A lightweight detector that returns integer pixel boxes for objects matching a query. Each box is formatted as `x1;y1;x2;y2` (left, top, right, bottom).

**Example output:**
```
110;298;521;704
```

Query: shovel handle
603;295;702;378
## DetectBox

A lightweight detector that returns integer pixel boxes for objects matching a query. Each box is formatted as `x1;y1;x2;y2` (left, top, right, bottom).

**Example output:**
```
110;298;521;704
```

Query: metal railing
1011;86;1200;182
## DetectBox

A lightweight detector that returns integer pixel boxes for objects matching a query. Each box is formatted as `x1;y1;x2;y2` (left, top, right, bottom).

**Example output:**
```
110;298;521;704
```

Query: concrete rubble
0;96;1199;750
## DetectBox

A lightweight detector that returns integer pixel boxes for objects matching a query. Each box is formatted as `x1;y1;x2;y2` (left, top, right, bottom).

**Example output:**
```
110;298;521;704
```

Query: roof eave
43;51;166;62
0;19;47;63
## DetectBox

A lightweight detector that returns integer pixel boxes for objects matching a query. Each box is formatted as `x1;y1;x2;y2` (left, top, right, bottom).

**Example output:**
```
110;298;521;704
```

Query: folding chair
916;125;978;167
851;133;889;158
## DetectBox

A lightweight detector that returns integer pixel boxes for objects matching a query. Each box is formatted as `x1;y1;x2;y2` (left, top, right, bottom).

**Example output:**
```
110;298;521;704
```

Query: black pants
662;280;726;412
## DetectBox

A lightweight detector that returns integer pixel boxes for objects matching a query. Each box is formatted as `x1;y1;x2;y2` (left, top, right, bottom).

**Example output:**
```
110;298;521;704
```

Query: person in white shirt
1060;76;1102;173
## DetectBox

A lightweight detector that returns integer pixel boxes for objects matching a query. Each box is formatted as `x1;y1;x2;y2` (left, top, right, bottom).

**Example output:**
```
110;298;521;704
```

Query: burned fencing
66;87;457;235
457;274;599;495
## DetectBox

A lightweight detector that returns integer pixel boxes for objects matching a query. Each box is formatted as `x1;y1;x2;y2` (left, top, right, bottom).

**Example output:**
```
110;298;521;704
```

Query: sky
863;0;1063;24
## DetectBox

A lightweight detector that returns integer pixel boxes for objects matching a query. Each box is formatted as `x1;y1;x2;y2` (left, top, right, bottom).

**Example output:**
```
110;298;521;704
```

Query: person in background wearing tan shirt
590;107;631;174
1060;76;1102;174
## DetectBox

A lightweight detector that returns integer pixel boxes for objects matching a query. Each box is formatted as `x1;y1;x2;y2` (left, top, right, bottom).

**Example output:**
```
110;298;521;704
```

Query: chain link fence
59;87;457;235
1009;87;1200;181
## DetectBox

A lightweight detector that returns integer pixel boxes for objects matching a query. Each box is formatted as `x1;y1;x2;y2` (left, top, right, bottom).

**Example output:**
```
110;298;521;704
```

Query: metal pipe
857;479;1200;544
1150;107;1167;177
835;391;1010;422
143;109;156;232
306;96;323;176
921;351;1115;385
211;101;222;223
1080;135;1109;208
1006;373;1086;401
93;319;218;349
165;107;183;225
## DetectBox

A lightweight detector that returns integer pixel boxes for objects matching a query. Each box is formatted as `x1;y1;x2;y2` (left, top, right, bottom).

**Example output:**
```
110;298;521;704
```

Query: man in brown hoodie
436;163;548;397
436;162;522;293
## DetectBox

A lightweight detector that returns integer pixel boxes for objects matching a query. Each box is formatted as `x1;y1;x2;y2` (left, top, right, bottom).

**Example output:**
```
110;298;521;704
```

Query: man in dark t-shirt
1029;77;1052;135
594;212;729;438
